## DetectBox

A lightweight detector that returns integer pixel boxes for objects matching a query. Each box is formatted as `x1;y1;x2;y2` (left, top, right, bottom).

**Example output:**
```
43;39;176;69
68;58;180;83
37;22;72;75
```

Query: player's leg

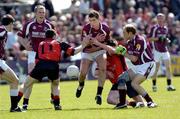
48;66;61;110
115;71;131;109
95;53;107;105
17;51;36;102
22;75;38;110
131;75;157;107
152;50;161;92
107;84;119;105
22;62;42;110
164;58;176;91
51;79;61;110
76;58;92;98
0;61;22;112
50;83;54;104
126;81;144;108
152;62;160;92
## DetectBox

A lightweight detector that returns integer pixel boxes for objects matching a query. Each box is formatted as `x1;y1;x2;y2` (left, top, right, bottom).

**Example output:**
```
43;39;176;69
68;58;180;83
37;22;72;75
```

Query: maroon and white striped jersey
0;25;8;59
147;24;169;52
17;19;54;52
81;23;110;53
127;34;154;65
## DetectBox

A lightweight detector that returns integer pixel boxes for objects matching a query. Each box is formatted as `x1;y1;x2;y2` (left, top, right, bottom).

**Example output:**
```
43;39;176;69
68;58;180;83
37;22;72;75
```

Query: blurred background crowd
0;0;180;78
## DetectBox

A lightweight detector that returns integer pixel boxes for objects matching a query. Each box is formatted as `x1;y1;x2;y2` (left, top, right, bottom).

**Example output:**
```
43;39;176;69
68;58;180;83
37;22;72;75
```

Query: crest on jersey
136;44;141;50
33;26;36;30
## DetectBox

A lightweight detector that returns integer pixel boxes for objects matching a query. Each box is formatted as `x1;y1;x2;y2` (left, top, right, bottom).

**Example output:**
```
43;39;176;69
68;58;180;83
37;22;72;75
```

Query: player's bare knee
52;80;59;86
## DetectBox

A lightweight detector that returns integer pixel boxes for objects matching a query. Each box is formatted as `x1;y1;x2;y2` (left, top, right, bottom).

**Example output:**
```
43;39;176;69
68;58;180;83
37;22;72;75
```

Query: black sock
167;79;171;86
79;82;84;87
10;96;18;109
96;86;103;95
17;92;23;103
23;98;29;105
143;93;153;103
119;89;126;105
152;80;156;86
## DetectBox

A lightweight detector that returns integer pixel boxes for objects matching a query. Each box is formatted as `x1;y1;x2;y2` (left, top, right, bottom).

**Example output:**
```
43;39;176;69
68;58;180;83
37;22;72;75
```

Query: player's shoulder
83;23;91;29
135;34;146;44
101;23;110;31
0;25;6;31
101;23;109;29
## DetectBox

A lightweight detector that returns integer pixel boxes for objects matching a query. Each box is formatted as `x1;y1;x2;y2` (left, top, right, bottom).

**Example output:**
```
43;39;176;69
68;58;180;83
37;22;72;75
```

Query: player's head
45;29;56;39
156;13;165;25
1;14;15;31
123;24;137;40
34;4;46;23
88;10;100;29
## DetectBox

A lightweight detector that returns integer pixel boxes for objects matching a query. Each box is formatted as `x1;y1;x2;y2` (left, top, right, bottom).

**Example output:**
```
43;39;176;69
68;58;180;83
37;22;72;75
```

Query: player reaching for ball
20;29;89;110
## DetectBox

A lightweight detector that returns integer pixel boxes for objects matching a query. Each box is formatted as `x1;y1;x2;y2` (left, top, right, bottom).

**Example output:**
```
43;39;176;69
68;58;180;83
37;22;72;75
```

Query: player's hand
81;38;90;47
25;40;33;51
158;36;166;42
115;45;127;55
95;33;106;42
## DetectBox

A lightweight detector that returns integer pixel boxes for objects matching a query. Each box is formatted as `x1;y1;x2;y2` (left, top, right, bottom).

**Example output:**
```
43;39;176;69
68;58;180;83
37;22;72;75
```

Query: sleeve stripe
25;20;35;37
0;31;6;37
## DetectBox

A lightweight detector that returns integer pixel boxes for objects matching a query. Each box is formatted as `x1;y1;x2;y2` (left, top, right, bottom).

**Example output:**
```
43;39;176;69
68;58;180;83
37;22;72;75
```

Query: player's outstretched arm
18;36;32;51
74;38;90;54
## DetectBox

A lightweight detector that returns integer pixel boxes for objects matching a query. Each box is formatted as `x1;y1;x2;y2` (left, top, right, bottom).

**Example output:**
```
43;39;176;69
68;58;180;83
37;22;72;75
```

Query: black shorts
110;81;138;98
30;60;59;81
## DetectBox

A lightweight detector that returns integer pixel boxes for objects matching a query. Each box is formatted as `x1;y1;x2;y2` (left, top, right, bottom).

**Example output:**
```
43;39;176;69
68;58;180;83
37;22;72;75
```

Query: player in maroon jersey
147;13;175;92
17;4;55;109
21;29;89;110
0;14;23;112
75;10;110;105
92;24;157;109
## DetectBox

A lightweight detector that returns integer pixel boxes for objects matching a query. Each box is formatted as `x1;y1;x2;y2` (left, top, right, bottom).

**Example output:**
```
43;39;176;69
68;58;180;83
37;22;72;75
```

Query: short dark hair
124;24;137;34
45;29;56;38
88;10;99;19
1;14;14;25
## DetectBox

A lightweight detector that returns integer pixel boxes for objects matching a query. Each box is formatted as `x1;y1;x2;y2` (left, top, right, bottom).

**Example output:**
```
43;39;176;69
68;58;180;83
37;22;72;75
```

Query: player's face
123;29;130;40
89;17;99;30
36;8;46;23
157;15;165;25
6;22;13;32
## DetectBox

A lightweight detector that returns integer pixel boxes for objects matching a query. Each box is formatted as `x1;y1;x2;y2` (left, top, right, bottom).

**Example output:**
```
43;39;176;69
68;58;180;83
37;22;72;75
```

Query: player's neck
36;19;44;24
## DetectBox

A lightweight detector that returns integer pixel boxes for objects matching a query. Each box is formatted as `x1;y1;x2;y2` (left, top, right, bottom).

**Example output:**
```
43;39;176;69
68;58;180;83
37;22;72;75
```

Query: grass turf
0;77;179;119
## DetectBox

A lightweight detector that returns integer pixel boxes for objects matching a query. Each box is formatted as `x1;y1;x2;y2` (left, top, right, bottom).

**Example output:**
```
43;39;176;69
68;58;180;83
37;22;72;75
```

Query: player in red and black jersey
106;36;144;107
21;29;89;110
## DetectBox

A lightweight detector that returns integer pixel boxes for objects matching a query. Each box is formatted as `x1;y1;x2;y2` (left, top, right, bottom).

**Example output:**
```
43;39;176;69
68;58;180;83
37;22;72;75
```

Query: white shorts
81;50;106;61
131;61;156;79
0;59;10;71
153;50;170;62
27;51;36;64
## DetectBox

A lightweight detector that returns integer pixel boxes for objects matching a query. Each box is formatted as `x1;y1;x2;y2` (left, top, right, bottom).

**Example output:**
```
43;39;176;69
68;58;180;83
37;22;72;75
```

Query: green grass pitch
0;77;180;119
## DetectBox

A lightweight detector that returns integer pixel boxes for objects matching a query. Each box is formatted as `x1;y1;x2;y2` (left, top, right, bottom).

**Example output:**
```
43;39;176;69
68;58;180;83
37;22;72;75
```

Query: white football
66;65;79;78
